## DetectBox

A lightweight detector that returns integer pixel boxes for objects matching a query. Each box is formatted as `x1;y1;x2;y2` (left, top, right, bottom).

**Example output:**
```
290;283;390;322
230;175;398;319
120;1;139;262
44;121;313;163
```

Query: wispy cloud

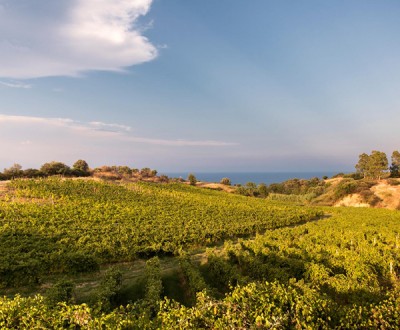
0;0;157;79
0;81;32;89
89;121;131;133
0;114;236;147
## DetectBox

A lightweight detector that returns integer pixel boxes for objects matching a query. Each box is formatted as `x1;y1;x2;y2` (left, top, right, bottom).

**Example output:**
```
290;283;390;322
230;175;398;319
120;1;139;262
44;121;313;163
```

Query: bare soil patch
372;180;400;210
334;194;370;208
196;182;236;193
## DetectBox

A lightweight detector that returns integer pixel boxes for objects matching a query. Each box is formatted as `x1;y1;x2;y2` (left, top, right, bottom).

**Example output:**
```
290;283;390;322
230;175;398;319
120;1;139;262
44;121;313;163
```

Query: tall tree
188;173;197;186
355;153;369;178
368;150;388;180
390;150;400;178
3;163;23;179
72;159;90;177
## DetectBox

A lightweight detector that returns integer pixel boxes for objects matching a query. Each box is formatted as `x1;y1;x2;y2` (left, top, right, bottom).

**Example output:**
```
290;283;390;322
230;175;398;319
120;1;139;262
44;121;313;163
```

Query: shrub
334;179;357;199
23;168;43;178
40;162;70;176
188;173;197;186
63;253;99;274
220;177;231;186
94;267;123;312
72;160;90;177
46;279;75;306
359;190;382;206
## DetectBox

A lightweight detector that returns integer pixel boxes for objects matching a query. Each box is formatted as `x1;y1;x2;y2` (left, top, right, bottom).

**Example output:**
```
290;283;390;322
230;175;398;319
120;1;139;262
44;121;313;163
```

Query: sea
161;172;340;186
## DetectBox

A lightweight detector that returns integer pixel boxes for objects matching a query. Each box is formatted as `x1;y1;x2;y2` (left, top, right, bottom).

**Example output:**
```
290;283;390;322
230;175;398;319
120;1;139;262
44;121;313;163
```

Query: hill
314;177;400;209
0;178;399;328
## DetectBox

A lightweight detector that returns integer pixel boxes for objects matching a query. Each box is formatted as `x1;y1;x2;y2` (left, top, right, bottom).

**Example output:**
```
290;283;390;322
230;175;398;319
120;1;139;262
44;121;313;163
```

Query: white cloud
0;114;237;169
89;121;131;133
0;80;32;89
0;114;236;147
0;0;157;79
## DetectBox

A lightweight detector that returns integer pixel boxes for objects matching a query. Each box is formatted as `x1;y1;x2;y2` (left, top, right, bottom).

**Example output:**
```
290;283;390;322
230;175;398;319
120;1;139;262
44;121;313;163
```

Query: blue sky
1;0;400;172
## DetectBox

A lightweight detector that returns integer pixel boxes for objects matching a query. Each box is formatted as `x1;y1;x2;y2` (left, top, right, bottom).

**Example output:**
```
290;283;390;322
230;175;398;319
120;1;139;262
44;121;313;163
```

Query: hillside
0;178;399;328
0;178;321;287
317;178;400;210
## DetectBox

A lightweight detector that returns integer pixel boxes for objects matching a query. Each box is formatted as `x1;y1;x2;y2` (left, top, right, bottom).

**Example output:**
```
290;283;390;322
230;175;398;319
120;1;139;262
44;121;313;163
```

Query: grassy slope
0;178;321;288
1;178;400;328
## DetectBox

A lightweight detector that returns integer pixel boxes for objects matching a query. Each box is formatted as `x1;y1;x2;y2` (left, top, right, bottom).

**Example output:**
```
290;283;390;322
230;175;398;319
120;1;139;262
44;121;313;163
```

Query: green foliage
0;281;399;329
40;161;70;176
63;252;100;274
390;150;400;178
236;182;261;197
0;179;320;287
0;181;400;327
356;151;389;179
2;163;23;179
219;177;231;185
332;179;379;204
140;168;157;178
334;179;358;199
187;173;197;185
95;267;123;312
144;257;163;314
266;177;326;198
257;183;268;197
23;168;43;178
72;159;90;176
46;279;75;306
179;255;209;304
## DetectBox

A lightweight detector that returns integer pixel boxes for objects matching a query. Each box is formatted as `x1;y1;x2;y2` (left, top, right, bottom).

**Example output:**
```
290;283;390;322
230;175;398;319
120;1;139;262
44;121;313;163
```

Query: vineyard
0;178;320;287
0;178;400;328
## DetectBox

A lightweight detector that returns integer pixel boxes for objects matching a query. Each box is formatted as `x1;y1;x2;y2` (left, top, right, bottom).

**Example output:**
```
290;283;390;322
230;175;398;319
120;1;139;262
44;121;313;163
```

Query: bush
188;173;197;186
334;180;357;199
332;173;345;178
94;267;123;312
72;160;90;177
46;279;75;306
23;168;44;178
220;177;231;186
144;257;163;314
40;162;70;176
63;253;99;274
359;190;382;206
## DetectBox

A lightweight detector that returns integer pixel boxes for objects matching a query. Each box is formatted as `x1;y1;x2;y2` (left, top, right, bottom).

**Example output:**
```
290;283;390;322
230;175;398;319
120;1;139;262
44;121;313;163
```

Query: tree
116;166;132;176
140;167;152;178
188;173;197;186
355;151;389;180
258;183;268;198
3;163;23;179
355;153;370;178
220;177;231;186
23;168;43;178
72;159;90;176
368;150;388;180
390;150;400;178
40;161;70;176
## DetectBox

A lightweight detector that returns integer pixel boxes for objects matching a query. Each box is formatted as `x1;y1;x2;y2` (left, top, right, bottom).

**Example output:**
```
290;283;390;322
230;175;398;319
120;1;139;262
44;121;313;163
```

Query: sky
1;0;400;172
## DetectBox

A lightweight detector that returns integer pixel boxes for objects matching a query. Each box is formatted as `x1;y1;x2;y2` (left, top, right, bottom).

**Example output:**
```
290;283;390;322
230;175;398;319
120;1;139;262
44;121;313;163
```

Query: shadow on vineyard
1;178;400;328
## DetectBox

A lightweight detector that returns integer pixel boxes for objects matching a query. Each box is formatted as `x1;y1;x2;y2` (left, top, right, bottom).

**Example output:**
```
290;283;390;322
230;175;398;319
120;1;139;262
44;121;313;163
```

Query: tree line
0;160;160;181
355;150;400;179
